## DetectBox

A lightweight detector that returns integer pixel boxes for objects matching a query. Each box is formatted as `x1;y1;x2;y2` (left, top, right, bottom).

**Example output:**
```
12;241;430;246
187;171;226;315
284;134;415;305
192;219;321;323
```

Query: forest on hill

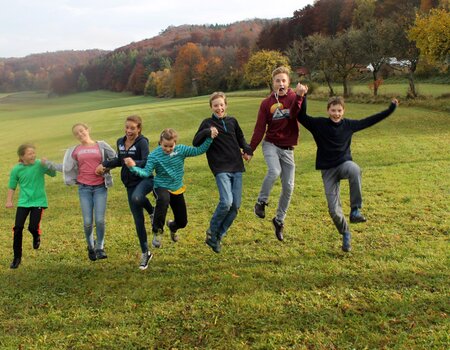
0;0;448;98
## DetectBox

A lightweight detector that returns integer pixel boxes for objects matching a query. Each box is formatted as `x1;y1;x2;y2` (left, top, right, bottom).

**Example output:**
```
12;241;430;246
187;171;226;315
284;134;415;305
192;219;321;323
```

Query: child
248;66;305;241
100;115;155;270
193;91;253;253
293;84;398;251
124;127;218;248
6;144;56;269
49;123;116;262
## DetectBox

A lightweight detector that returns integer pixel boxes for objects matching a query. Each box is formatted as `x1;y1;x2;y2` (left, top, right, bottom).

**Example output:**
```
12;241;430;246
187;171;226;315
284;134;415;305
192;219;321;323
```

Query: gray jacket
47;141;116;188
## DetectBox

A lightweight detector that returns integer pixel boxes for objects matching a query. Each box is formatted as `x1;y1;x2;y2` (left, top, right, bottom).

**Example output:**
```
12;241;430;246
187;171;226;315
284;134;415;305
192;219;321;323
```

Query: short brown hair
327;96;345;110
209;91;227;107
17;143;35;162
272;66;290;79
159;128;178;143
126;115;143;134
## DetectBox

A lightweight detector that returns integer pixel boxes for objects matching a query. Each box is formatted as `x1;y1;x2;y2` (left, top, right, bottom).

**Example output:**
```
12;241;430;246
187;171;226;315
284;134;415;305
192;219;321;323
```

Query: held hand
210;126;219;139
95;164;105;175
41;157;47;165
6;201;14;208
242;153;252;162
124;157;136;167
295;83;308;97
391;98;399;106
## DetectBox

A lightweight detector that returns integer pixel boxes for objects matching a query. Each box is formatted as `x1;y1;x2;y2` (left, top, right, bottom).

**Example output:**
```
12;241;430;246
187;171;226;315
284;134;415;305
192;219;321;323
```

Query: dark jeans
126;178;154;253
152;187;187;234
13;207;44;259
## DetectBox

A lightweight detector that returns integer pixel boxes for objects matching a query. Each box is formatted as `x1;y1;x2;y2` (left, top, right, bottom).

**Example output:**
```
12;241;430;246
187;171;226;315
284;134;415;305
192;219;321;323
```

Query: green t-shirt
8;160;56;208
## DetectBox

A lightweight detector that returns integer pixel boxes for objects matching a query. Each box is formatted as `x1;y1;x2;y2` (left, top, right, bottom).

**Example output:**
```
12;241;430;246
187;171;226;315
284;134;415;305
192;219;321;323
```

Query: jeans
78;184;107;250
321;161;362;234
258;140;296;223
209;172;243;239
126;178;154;253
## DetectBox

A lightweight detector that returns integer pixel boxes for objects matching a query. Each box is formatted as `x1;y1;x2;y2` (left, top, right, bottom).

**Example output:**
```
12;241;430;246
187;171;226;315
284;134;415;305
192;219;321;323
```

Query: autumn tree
77;72;89;92
172;43;205;97
409;8;450;64
244;50;290;90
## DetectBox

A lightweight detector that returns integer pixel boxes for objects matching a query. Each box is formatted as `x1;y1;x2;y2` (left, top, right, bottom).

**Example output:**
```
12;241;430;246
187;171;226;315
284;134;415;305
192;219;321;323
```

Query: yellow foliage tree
244;50;290;90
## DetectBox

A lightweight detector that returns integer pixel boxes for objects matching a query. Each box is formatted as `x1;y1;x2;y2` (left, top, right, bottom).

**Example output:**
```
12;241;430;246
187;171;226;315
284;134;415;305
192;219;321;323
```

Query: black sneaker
342;231;352;252
88;247;97;261
166;220;179;242
139;251;153;270
95;249;108;260
10;257;21;269
205;232;221;253
254;200;268;218
272;217;284;241
350;209;367;223
33;235;41;249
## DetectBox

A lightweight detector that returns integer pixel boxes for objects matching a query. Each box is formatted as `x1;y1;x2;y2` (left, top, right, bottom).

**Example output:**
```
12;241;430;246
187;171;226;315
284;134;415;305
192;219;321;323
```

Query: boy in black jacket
292;84;398;252
193;92;253;253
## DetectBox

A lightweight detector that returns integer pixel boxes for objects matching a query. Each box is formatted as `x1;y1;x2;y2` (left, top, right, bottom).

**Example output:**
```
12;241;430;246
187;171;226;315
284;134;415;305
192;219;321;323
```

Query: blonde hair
209;91;227;107
327;96;345;110
272;66;290;79
126;115;142;134
159;128;178;143
17;143;35;162
72;123;89;133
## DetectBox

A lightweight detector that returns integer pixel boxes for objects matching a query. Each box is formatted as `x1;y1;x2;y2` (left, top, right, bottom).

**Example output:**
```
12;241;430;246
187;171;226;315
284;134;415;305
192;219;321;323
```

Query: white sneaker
139;251;153;270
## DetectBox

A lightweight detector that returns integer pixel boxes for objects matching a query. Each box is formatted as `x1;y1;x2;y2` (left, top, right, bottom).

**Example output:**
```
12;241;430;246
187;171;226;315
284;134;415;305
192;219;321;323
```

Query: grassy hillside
0;90;448;349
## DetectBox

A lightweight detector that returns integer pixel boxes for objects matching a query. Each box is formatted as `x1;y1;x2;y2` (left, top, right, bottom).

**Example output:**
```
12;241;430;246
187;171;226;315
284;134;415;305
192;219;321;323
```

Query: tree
353;0;398;96
409;8;450;64
77;72;89;92
244;50;290;90
172;43;205;97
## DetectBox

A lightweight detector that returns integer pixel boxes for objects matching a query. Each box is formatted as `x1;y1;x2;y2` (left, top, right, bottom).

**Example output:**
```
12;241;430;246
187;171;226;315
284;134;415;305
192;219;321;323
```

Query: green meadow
0;89;448;349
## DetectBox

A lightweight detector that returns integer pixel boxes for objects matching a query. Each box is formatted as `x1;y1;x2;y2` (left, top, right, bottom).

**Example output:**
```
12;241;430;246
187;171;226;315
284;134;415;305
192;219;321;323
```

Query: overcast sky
0;0;314;58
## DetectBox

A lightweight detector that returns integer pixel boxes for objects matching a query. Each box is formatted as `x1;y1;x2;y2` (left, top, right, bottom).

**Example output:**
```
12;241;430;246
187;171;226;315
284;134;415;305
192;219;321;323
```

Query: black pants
13;207;44;258
152;188;187;233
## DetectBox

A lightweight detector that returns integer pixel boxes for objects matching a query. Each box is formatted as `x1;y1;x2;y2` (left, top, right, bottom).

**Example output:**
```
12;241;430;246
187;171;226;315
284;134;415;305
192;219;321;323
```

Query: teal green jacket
130;138;212;191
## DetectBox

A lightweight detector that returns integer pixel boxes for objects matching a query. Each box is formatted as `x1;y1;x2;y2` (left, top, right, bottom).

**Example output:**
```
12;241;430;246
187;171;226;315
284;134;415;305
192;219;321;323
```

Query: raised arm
350;99;399;132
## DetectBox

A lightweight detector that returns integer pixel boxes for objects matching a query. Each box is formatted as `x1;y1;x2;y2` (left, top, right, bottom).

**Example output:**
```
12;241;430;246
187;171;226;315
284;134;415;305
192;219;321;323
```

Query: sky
0;0;315;58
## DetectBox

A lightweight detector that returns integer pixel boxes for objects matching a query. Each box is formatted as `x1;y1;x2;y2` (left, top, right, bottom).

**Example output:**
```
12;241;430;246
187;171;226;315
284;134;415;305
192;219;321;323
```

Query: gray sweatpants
258;140;296;223
321;161;362;234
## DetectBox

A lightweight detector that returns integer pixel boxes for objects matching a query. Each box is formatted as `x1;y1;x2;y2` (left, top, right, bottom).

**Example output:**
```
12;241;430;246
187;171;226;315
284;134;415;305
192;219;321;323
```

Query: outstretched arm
350;99;399;132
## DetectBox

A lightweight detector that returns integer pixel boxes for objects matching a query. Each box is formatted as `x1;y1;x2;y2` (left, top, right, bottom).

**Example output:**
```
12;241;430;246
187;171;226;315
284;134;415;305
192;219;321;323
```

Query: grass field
0;89;449;349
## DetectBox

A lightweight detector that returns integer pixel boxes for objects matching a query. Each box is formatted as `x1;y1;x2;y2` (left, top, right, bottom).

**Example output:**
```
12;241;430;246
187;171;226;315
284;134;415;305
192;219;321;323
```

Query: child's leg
258;141;282;203
340;161;363;210
152;188;171;232
209;172;234;236
216;172;243;239
321;168;349;234
127;185;149;254
78;185;95;249
277;149;295;223
13;207;31;258
28;207;44;237
169;193;187;231
93;185;107;250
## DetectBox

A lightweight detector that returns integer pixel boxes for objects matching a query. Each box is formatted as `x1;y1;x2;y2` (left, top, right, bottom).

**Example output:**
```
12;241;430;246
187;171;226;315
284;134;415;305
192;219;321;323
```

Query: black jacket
103;134;153;188
193;114;253;176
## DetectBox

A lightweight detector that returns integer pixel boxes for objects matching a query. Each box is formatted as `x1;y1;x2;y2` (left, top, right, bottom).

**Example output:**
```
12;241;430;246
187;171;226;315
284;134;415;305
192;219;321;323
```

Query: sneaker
88;247;97;261
33;235;41;249
350;209;367;223
95;249;108;259
166;220;179;242
139;251;153;270
254;200;268;218
152;228;163;248
10;257;21;269
272;217;284;241
342;231;352;252
205;232;221;253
